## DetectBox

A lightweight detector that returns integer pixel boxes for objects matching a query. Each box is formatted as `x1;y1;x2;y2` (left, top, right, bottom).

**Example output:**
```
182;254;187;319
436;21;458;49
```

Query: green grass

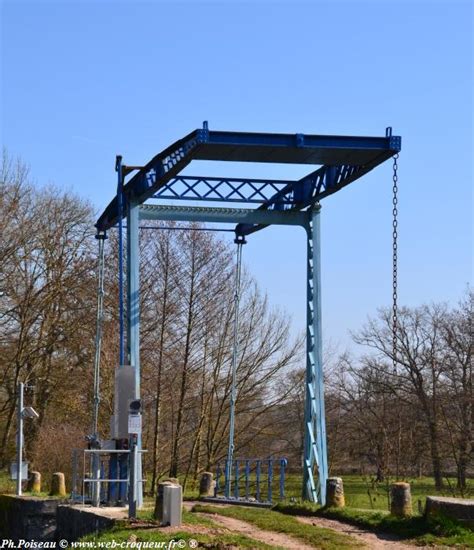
81;508;277;548
282;473;472;511
0;470;15;494
192;503;362;549
273;501;474;548
82;527;277;548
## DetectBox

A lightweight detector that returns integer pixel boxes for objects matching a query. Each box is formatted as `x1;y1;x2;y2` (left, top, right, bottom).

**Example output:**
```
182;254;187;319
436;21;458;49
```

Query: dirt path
297;515;419;549
198;512;315;550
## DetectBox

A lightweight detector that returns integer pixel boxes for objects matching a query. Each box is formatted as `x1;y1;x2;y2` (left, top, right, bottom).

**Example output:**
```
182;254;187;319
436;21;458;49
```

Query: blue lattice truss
96;124;401;505
96;125;401;233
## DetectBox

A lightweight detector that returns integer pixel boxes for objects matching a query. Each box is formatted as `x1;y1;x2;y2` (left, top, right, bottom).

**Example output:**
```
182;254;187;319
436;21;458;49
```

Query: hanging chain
392;153;399;374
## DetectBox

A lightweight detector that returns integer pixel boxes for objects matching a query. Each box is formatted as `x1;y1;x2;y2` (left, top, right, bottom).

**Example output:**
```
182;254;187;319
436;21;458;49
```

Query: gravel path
297;515;419;549
202;512;315;549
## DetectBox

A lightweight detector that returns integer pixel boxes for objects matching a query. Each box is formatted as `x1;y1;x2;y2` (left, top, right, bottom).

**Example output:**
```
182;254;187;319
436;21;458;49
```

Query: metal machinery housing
96;123;401;505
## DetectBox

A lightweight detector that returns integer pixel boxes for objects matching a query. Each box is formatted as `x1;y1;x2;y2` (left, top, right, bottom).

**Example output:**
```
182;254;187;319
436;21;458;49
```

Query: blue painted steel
97;126;402;504
108;455;118;502
245;460;250;499
234;460;240;499
126;200;143;507
224;459;230;497
267;459;273;502
153;176;296;204
139;205;307;228
256;460;261;501
96;128;401;231
215;463;221;497
215;457;287;503
279;458;287;499
116;156;125;366
235;162;395;237
118;453;128;502
302;206;327;504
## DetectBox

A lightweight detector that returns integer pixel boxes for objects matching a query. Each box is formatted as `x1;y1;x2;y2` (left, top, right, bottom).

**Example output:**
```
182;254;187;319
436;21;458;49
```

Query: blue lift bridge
95;123;401;507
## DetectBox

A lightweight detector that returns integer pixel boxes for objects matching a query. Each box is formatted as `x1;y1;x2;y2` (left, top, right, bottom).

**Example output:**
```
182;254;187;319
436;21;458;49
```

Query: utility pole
16;383;39;496
16;382;24;496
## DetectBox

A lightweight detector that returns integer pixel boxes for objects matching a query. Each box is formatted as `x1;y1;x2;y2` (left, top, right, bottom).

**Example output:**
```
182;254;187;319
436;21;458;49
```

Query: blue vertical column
302;205;328;504
127;200;143;507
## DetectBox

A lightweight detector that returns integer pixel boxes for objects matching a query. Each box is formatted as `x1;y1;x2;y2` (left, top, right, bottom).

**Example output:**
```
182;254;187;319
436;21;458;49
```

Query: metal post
302;205;328;504
16;382;24;496
245;460;250;500
116;156;125;367
127;200;142;507
91;452;101;507
215;463;221;497
279;458;287;499
92;233;107;438
234;460;239;499
225;238;245;497
256;460;261;501
128;435;138;519
267;459;273;502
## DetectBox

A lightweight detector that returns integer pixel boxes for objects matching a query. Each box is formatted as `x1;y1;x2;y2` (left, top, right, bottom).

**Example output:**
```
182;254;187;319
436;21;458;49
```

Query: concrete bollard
154;481;173;521
50;472;66;497
199;472;215;497
164;478;179;485
390;482;412;517
326;477;345;507
27;471;42;493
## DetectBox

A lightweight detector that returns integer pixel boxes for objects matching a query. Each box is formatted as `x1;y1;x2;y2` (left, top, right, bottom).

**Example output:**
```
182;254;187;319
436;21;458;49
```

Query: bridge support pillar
302;205;328;504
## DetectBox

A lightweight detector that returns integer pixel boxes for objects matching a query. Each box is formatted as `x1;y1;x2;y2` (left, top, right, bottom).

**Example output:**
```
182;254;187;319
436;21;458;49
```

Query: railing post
234;460;239;499
267;459;273;502
279;458;287;500
256;460;261;501
245;460;250;500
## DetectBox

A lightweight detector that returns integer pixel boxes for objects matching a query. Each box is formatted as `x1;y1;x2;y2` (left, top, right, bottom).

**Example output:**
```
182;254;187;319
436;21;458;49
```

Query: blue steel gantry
96;123;401;506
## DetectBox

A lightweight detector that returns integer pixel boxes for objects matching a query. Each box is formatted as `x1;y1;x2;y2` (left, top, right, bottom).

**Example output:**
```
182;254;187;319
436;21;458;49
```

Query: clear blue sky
2;0;472;351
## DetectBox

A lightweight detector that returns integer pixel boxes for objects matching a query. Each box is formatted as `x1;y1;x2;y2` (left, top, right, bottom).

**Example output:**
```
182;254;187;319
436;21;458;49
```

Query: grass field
192;503;361;549
2;469;473;547
2;468;471;510
180;472;472;512
283;473;472;511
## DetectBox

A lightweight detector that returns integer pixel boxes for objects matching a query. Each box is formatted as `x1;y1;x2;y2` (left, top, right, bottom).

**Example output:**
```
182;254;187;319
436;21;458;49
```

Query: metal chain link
392;153;399;374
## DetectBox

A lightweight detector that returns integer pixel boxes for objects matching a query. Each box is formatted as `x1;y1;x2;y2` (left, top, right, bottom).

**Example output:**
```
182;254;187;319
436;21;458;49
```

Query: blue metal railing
215;458;288;503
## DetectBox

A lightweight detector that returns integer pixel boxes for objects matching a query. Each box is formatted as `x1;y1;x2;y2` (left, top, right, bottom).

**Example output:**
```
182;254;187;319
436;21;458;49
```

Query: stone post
199;472;215;497
164;478;179;485
50;472;66;497
326;477;345;507
390;482;412;517
27;471;41;493
154;481;173;521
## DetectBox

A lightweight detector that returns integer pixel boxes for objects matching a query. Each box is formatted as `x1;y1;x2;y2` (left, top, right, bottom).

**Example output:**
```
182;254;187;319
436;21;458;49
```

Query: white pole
16;382;24;496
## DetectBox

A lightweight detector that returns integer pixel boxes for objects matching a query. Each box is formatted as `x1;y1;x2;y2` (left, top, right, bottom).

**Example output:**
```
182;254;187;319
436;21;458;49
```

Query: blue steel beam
303;206;327;504
235;157;398;236
152;176;297;204
139;205;308;227
126;200;143;508
96;127;401;231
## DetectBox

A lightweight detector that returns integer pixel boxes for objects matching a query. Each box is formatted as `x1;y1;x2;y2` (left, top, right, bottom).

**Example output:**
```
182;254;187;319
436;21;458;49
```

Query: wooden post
390;482;412;517
326;477;345;507
50;472;66;497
